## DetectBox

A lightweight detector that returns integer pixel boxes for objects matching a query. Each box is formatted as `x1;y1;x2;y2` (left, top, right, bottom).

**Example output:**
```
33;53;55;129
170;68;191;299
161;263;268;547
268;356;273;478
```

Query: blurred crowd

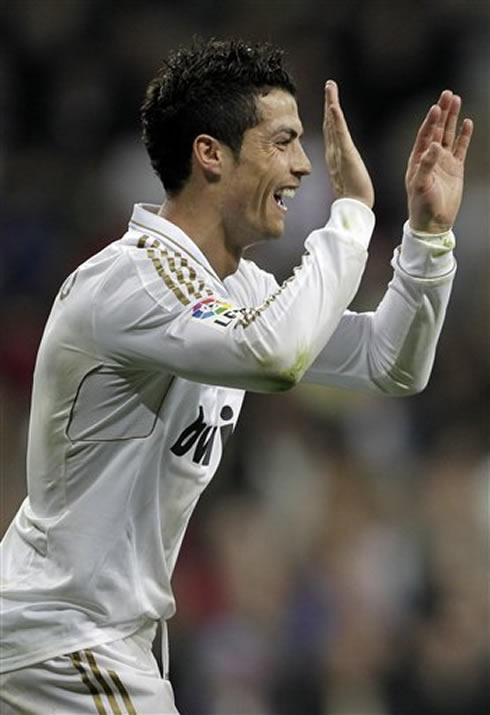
1;1;489;713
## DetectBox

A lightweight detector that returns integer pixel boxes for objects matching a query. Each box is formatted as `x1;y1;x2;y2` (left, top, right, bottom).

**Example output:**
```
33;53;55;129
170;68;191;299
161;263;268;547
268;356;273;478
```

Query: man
0;38;472;714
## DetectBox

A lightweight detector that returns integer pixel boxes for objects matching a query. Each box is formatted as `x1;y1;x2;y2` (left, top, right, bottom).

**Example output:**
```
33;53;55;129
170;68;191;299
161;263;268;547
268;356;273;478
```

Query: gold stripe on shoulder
131;218;218;283
147;247;190;306
165;253;208;299
136;235;159;250
180;256;196;281
136;232;216;305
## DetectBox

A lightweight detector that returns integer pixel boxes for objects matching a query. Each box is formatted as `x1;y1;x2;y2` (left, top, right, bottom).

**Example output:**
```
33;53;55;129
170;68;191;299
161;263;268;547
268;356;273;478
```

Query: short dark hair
141;38;296;195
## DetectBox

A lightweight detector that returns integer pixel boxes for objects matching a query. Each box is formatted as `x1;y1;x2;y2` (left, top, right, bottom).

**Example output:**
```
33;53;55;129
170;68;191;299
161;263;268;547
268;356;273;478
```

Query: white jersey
0;198;455;672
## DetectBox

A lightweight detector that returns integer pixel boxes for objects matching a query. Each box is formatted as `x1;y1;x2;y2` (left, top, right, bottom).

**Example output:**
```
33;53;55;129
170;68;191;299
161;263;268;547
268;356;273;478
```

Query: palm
406;91;473;233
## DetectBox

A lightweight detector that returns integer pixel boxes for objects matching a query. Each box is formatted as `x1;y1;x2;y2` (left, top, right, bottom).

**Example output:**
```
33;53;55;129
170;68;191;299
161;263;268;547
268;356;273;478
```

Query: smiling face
220;89;312;247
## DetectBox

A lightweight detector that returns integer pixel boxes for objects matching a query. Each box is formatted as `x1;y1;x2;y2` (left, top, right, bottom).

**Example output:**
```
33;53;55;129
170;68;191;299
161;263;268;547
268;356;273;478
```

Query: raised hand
406;90;473;233
323;80;374;209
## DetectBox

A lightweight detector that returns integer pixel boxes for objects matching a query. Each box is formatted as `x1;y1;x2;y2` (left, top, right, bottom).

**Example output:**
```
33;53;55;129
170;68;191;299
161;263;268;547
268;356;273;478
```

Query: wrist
408;224;453;241
407;214;453;235
399;221;456;278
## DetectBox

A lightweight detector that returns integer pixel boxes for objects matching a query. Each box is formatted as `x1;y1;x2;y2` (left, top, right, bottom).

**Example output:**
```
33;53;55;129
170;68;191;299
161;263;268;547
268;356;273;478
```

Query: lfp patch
192;297;233;319
191;297;242;329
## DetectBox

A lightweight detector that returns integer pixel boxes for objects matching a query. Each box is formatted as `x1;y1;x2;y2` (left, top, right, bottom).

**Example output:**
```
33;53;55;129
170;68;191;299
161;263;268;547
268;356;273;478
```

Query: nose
292;141;312;178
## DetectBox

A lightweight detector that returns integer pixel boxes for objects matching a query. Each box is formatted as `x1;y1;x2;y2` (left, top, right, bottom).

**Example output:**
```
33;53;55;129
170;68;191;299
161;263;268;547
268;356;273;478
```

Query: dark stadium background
1;1;488;713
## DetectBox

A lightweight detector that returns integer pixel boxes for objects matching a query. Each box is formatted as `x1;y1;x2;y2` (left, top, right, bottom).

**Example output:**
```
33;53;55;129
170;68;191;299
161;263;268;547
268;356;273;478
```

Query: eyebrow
274;126;303;140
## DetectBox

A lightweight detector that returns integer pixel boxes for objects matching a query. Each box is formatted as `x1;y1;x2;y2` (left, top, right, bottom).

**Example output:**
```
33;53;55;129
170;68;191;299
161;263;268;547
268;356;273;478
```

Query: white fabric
304;222;456;393
0;622;178;714
0;198;455;676
400;221;455;277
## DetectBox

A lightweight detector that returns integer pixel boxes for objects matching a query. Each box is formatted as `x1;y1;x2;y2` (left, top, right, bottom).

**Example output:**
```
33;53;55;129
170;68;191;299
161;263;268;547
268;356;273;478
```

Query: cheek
227;157;280;216
241;176;271;214
256;167;279;202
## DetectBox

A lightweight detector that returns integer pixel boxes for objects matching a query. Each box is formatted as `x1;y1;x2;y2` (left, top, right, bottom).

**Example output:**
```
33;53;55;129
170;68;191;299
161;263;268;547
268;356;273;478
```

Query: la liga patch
192;297;233;319
191;297;241;329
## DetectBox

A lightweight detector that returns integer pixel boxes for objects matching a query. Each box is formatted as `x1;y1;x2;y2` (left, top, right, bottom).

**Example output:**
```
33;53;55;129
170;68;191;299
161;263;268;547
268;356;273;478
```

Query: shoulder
110;232;218;313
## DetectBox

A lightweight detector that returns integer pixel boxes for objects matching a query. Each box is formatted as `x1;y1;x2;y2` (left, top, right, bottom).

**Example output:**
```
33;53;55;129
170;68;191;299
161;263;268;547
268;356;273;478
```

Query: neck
158;192;242;280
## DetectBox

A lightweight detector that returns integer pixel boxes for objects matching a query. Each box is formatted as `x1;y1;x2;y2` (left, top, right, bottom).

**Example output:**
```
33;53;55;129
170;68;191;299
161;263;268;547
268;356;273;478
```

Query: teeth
274;187;297;211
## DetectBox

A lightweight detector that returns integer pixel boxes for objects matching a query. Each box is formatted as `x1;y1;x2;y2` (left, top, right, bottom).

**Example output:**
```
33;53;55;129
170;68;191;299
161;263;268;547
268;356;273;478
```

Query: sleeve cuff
327;198;376;251
398;220;456;278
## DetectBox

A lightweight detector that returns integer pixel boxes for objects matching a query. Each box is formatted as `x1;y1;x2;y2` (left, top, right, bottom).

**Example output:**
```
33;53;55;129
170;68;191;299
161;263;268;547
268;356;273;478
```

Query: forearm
304;224;456;395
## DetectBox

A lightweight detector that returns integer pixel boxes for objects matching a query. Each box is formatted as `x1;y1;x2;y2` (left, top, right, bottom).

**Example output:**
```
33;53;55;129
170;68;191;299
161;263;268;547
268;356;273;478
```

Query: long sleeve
303;222;456;395
91;199;375;393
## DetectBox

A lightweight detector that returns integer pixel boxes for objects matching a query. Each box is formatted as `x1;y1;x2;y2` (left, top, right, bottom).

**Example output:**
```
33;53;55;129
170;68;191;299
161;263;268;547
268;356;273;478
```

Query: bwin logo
170;405;235;466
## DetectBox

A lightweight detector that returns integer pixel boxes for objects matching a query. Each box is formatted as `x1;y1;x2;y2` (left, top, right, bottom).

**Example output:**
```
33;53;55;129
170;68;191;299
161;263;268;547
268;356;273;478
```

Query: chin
269;229;284;240
265;219;285;240
243;218;285;248
251;229;283;246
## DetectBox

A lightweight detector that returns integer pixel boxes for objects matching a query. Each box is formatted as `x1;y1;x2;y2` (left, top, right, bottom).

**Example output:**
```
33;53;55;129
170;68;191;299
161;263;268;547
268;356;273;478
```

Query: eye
275;137;291;148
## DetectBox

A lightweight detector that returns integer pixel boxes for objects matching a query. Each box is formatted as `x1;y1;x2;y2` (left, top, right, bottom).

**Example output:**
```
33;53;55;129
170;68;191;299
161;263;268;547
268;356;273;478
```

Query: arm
305;89;473;394
93;198;373;393
303;228;455;395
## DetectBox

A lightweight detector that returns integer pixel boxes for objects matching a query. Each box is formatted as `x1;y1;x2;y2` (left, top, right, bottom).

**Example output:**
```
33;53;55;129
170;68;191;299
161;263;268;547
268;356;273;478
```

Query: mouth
273;187;297;213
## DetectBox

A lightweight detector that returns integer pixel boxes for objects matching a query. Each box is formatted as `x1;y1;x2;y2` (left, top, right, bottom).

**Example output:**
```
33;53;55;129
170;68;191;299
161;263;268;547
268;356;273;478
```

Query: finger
434;89;453;143
406;104;441;182
324;79;355;151
442;94;461;149
323;80;336;132
325;78;339;109
410;104;441;157
417;142;442;181
323;80;335;131
323;81;335;146
323;82;337;156
453;118;474;162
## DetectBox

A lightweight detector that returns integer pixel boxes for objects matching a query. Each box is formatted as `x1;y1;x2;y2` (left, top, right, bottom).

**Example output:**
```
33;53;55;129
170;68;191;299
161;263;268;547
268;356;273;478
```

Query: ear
192;134;225;183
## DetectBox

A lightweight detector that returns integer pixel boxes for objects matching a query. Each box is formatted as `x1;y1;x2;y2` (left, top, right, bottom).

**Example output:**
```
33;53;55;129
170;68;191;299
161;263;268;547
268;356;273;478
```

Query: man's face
221;89;312;245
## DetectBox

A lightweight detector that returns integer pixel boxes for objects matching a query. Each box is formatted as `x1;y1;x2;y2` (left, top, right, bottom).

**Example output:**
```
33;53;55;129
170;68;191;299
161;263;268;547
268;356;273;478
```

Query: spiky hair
141;38;296;194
